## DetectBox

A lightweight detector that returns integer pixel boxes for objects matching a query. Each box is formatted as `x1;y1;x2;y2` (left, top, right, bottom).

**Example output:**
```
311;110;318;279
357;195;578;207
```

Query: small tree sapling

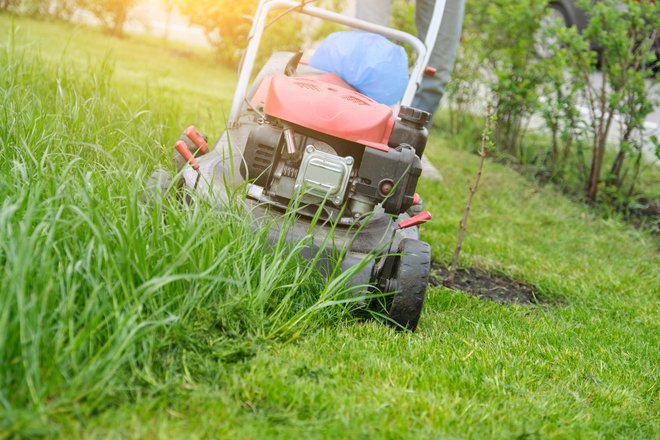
444;110;495;288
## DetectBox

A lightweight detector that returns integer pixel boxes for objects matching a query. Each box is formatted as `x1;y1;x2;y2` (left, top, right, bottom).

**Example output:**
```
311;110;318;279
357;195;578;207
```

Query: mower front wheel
380;238;431;332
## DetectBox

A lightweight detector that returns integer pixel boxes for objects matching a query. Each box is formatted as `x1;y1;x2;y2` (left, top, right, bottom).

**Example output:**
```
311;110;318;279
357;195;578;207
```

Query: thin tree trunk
609;149;626;185
444;112;492;288
112;8;127;37
626;147;643;198
587;106;616;201
555;132;573;180
587;135;606;201
610;121;634;187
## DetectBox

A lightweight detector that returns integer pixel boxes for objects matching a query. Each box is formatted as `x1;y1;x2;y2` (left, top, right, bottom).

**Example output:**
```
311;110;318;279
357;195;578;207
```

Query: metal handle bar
228;0;447;127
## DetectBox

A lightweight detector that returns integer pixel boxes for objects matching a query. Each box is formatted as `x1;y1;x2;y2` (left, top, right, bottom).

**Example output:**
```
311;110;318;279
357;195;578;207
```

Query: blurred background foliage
449;0;658;226
175;0;303;66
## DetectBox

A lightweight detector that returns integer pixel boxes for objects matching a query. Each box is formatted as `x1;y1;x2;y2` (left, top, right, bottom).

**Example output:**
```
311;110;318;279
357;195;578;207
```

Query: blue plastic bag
309;31;409;106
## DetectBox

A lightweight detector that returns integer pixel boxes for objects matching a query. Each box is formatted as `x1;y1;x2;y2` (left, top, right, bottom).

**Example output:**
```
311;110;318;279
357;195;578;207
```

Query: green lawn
1;16;658;439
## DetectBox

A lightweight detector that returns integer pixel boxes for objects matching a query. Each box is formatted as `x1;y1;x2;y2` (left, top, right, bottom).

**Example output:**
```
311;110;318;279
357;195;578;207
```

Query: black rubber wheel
384;238;431;332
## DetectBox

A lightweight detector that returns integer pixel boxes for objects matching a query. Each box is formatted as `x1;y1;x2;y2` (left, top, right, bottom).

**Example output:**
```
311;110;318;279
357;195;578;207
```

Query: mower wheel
385;238;431;332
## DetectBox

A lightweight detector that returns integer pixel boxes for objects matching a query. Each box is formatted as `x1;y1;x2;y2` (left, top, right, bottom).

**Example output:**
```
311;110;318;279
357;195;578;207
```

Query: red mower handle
397;211;432;230
185;126;209;154
175;140;200;171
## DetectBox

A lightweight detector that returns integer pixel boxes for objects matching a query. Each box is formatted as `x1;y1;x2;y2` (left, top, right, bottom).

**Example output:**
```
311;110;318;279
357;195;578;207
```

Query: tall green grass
0;28;368;436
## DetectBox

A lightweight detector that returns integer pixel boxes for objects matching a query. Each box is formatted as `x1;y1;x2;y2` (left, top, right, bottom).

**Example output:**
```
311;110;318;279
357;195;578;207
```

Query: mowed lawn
1;16;658;439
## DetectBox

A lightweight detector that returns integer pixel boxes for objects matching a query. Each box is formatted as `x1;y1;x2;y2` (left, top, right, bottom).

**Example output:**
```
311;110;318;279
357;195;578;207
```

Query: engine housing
241;74;428;222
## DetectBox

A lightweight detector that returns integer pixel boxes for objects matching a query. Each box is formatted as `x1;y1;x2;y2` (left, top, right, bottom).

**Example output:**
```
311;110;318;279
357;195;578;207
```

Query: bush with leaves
177;0;304;68
537;19;587;180
471;0;548;158
557;0;659;202
48;0;78;21
0;0;20;12
446;0;658;215
77;0;139;36
20;0;50;16
445;32;481;137
0;0;76;18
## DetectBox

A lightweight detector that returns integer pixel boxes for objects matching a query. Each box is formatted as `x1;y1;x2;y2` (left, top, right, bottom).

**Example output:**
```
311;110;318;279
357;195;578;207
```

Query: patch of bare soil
429;263;547;305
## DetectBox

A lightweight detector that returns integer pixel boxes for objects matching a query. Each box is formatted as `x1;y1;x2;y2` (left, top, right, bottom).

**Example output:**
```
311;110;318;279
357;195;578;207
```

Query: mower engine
240;73;430;223
153;53;436;331
150;0;453;331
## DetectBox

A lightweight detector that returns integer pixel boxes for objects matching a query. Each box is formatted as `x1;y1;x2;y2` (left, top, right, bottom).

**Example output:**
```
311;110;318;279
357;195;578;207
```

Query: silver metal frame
228;0;447;127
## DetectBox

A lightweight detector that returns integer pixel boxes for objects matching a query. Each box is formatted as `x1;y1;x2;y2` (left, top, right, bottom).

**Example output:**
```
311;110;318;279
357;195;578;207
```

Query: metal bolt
379;180;394;195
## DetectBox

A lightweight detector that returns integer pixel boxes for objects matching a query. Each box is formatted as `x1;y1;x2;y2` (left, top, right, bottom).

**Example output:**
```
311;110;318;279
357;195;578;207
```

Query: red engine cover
263;75;395;151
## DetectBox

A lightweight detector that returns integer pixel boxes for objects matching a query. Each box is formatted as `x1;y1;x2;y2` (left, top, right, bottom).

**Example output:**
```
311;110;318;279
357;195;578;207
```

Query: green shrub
0;0;21;13
0;0;80;20
447;0;659;211
537;19;586;180
475;0;548;158
177;0;304;68
77;0;138;36
567;0;659;202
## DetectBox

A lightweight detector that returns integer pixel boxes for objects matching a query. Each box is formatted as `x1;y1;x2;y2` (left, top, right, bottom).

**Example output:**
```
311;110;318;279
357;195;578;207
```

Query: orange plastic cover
263;75;395;151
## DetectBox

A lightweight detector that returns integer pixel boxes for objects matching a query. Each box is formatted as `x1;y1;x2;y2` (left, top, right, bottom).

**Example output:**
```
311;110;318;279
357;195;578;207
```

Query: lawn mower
150;0;447;331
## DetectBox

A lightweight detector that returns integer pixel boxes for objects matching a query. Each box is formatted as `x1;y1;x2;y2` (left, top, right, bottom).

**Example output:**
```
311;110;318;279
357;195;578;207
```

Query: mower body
170;0;448;330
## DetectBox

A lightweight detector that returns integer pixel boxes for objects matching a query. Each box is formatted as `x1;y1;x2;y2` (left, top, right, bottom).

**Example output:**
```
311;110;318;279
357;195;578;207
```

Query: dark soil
429;263;546;305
